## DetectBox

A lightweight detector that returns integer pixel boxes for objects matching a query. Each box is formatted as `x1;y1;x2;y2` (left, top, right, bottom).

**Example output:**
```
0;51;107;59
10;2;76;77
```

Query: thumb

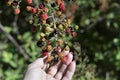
28;57;46;70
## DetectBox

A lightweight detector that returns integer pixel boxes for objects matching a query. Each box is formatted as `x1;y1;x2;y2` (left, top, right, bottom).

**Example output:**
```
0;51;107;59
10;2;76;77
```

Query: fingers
47;61;61;76
54;53;73;80
47;51;69;76
46;74;56;80
28;57;45;70
62;61;76;80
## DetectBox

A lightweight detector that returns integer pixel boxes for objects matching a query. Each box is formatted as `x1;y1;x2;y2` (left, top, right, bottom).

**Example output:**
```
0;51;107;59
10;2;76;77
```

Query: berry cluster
6;0;22;14
7;0;79;65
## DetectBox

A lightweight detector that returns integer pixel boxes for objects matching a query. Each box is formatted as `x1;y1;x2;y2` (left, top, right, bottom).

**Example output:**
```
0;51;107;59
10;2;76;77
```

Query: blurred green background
0;0;120;80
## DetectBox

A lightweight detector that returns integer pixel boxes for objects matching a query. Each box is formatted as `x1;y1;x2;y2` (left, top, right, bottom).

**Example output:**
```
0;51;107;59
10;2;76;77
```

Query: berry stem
52;12;58;48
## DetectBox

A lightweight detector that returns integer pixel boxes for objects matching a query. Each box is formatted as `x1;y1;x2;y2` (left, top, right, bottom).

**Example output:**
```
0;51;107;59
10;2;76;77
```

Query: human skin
23;51;76;80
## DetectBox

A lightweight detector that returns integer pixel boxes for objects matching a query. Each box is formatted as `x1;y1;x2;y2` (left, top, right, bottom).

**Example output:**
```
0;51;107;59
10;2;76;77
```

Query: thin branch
12;15;19;27
0;23;29;60
52;13;57;29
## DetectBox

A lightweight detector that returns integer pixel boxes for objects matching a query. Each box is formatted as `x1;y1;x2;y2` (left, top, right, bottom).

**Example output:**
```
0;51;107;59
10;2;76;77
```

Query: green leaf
9;61;17;68
4;26;12;33
2;51;13;63
116;51;120;60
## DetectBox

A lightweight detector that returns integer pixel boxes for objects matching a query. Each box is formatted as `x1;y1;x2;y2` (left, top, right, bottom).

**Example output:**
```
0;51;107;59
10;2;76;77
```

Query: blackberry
12;1;18;6
36;41;43;47
51;3;56;7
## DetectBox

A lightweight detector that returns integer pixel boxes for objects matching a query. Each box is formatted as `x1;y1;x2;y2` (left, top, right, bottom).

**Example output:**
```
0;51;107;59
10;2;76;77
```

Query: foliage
0;0;120;80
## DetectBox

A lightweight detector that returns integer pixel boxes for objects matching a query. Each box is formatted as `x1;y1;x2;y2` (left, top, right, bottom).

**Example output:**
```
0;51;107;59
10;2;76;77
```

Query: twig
52;13;57;29
0;23;29;60
12;15;18;27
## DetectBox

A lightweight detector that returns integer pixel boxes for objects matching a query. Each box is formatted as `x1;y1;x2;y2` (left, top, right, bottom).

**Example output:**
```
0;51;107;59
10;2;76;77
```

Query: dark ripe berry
31;26;37;32
54;56;59;62
39;3;45;9
36;41;43;47
49;32;54;38
51;3;56;7
49;29;58;37
42;51;49;56
46;18;52;24
54;29;59;34
12;1;18;6
68;26;72;30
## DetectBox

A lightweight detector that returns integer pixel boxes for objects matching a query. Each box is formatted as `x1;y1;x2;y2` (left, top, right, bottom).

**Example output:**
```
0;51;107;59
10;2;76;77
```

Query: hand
23;51;76;80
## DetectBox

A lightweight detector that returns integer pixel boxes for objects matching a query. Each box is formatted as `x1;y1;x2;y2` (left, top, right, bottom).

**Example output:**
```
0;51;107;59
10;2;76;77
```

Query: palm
23;52;76;80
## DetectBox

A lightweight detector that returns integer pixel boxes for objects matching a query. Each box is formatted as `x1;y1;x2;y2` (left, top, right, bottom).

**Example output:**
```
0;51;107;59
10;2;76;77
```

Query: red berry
42;51;49;56
59;2;65;11
31;8;37;14
14;8;20;15
40;13;48;20
66;27;71;33
26;0;32;4
61;56;68;63
71;32;77;37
